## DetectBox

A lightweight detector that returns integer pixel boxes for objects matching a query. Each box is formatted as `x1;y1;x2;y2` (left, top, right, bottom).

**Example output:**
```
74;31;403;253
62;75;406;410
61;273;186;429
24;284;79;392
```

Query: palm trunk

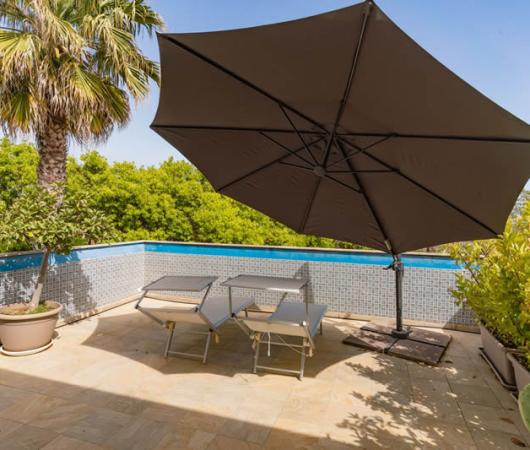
32;117;67;308
30;248;50;308
36;117;68;197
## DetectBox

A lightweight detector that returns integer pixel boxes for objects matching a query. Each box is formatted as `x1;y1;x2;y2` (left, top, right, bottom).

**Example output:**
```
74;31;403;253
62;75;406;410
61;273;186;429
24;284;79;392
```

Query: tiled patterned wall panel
144;252;474;327
0;253;144;320
0;245;473;327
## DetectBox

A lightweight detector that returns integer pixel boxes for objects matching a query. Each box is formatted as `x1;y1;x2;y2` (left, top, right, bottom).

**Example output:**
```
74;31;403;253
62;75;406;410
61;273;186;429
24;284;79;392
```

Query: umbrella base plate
343;320;451;365
391;328;411;339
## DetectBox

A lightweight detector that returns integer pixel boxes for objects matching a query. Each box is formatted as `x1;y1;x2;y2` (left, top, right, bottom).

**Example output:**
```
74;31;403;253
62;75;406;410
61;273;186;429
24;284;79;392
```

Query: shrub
448;199;530;364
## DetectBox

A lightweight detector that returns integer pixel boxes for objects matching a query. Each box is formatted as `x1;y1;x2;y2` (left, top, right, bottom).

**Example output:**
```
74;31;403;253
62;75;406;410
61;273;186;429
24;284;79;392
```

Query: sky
66;1;530;189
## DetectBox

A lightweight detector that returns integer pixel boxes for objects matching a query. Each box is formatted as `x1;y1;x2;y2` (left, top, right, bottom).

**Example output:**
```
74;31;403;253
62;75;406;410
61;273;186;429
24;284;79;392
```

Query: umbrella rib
279;105;319;165
278;161;313;171
161;35;328;134
327;169;395;174
320;0;373;167
324;175;361;194
152;124;320;134
334;137;395;252
336;131;530;144
338;136;499;236
299;177;323;232
327;135;394;169
216;135;326;192
259;132;315;166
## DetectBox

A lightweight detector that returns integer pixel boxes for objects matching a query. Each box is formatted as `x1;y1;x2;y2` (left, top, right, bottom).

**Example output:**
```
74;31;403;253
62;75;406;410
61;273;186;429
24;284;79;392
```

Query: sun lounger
135;275;253;363
241;301;327;380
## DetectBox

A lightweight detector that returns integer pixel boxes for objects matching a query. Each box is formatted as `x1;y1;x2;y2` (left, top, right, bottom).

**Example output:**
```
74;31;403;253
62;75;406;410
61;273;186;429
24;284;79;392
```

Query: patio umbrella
151;1;530;339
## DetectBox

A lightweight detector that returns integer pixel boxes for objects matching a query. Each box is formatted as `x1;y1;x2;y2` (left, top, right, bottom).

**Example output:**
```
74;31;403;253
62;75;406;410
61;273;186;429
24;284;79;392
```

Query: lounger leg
253;333;261;374
134;291;146;309
202;330;213;364
299;339;307;381
320;321;323;335
164;322;176;358
244;308;249;318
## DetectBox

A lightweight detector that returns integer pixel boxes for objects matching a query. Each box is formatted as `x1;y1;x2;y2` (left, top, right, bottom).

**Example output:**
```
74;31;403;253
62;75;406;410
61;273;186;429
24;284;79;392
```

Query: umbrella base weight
343;320;452;365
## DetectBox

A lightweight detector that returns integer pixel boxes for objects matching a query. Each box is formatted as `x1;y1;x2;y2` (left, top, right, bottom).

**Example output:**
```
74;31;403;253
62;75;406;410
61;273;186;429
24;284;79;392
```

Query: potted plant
0;0;161;354
0;187;114;355
449;199;530;387
508;352;530;393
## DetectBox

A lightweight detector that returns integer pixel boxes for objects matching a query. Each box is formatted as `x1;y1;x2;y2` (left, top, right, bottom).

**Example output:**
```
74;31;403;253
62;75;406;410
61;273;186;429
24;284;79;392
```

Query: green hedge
449;199;530;366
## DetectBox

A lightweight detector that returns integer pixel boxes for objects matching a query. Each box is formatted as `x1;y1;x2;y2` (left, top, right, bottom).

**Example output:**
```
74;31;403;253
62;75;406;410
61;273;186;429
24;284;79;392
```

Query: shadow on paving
0;361;487;450
0;366;374;449
336;356;527;449
75;312;522;449
1;306;517;449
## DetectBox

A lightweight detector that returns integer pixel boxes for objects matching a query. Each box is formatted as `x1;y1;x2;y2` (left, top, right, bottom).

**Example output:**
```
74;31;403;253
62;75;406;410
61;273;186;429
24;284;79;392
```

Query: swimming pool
0;241;459;272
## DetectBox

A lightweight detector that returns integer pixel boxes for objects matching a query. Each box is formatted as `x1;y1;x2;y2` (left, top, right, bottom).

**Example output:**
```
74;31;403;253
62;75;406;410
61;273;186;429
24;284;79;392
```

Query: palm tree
0;0;163;194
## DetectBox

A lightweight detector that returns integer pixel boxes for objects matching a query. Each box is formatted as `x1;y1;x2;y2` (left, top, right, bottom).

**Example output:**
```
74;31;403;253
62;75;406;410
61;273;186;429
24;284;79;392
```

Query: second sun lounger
135;275;253;363
241;301;327;380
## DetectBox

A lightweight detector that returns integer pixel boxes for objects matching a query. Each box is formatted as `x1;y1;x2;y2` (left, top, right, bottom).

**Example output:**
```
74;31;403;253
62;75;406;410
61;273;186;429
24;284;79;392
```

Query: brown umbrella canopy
152;0;530;255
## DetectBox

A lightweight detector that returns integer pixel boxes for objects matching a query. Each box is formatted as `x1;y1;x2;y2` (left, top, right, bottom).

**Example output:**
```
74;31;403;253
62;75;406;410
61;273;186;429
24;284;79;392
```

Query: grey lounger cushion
269;302;327;338
243;302;327;339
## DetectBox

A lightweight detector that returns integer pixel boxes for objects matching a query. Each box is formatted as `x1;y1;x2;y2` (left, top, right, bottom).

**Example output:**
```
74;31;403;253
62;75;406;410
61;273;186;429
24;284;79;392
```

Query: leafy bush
0;141;360;251
0;187;115;310
448;199;530;364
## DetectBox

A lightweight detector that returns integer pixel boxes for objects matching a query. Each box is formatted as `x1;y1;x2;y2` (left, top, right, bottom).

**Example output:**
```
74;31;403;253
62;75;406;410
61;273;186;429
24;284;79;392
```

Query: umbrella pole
391;254;410;339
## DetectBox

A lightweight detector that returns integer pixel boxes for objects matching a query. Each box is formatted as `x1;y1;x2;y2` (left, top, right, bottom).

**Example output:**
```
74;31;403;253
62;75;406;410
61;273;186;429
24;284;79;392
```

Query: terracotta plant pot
0;301;62;356
479;322;517;386
508;353;530;393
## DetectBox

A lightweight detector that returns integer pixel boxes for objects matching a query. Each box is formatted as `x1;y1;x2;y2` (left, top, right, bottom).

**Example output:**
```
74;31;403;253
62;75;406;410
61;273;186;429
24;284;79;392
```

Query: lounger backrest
242;317;310;339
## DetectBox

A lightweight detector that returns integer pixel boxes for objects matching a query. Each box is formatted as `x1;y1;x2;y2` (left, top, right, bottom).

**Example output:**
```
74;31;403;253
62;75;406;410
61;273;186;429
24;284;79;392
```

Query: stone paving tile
154;427;215;450
0;423;58;450
0;391;67;424
206;435;261;450
63;407;133;445
0;417;23;437
364;418;477;450
220;417;272;445
263;428;322;450
469;428;529;450
104;416;173;450
460;402;521;435
0;305;527;450
42;435;110;450
29;398;93;433
449;380;501;408
178;410;228;434
140;404;189;426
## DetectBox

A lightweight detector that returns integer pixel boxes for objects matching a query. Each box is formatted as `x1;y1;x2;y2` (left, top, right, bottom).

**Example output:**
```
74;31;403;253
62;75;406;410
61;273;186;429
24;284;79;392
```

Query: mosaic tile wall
0;244;473;327
0;253;144;320
144;252;474;327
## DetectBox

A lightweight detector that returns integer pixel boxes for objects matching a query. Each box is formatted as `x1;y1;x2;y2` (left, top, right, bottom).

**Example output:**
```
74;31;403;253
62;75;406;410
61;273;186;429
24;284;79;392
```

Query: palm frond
0;0;162;144
32;0;83;55
0;89;35;132
0;31;40;81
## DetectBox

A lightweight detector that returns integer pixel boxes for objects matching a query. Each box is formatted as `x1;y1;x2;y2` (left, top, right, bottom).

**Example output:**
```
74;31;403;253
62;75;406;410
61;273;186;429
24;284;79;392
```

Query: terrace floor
0;302;528;450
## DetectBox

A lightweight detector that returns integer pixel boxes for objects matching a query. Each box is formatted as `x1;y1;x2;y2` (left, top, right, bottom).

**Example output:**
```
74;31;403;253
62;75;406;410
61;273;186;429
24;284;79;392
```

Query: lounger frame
244;312;324;380
136;276;252;363
136;281;218;363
